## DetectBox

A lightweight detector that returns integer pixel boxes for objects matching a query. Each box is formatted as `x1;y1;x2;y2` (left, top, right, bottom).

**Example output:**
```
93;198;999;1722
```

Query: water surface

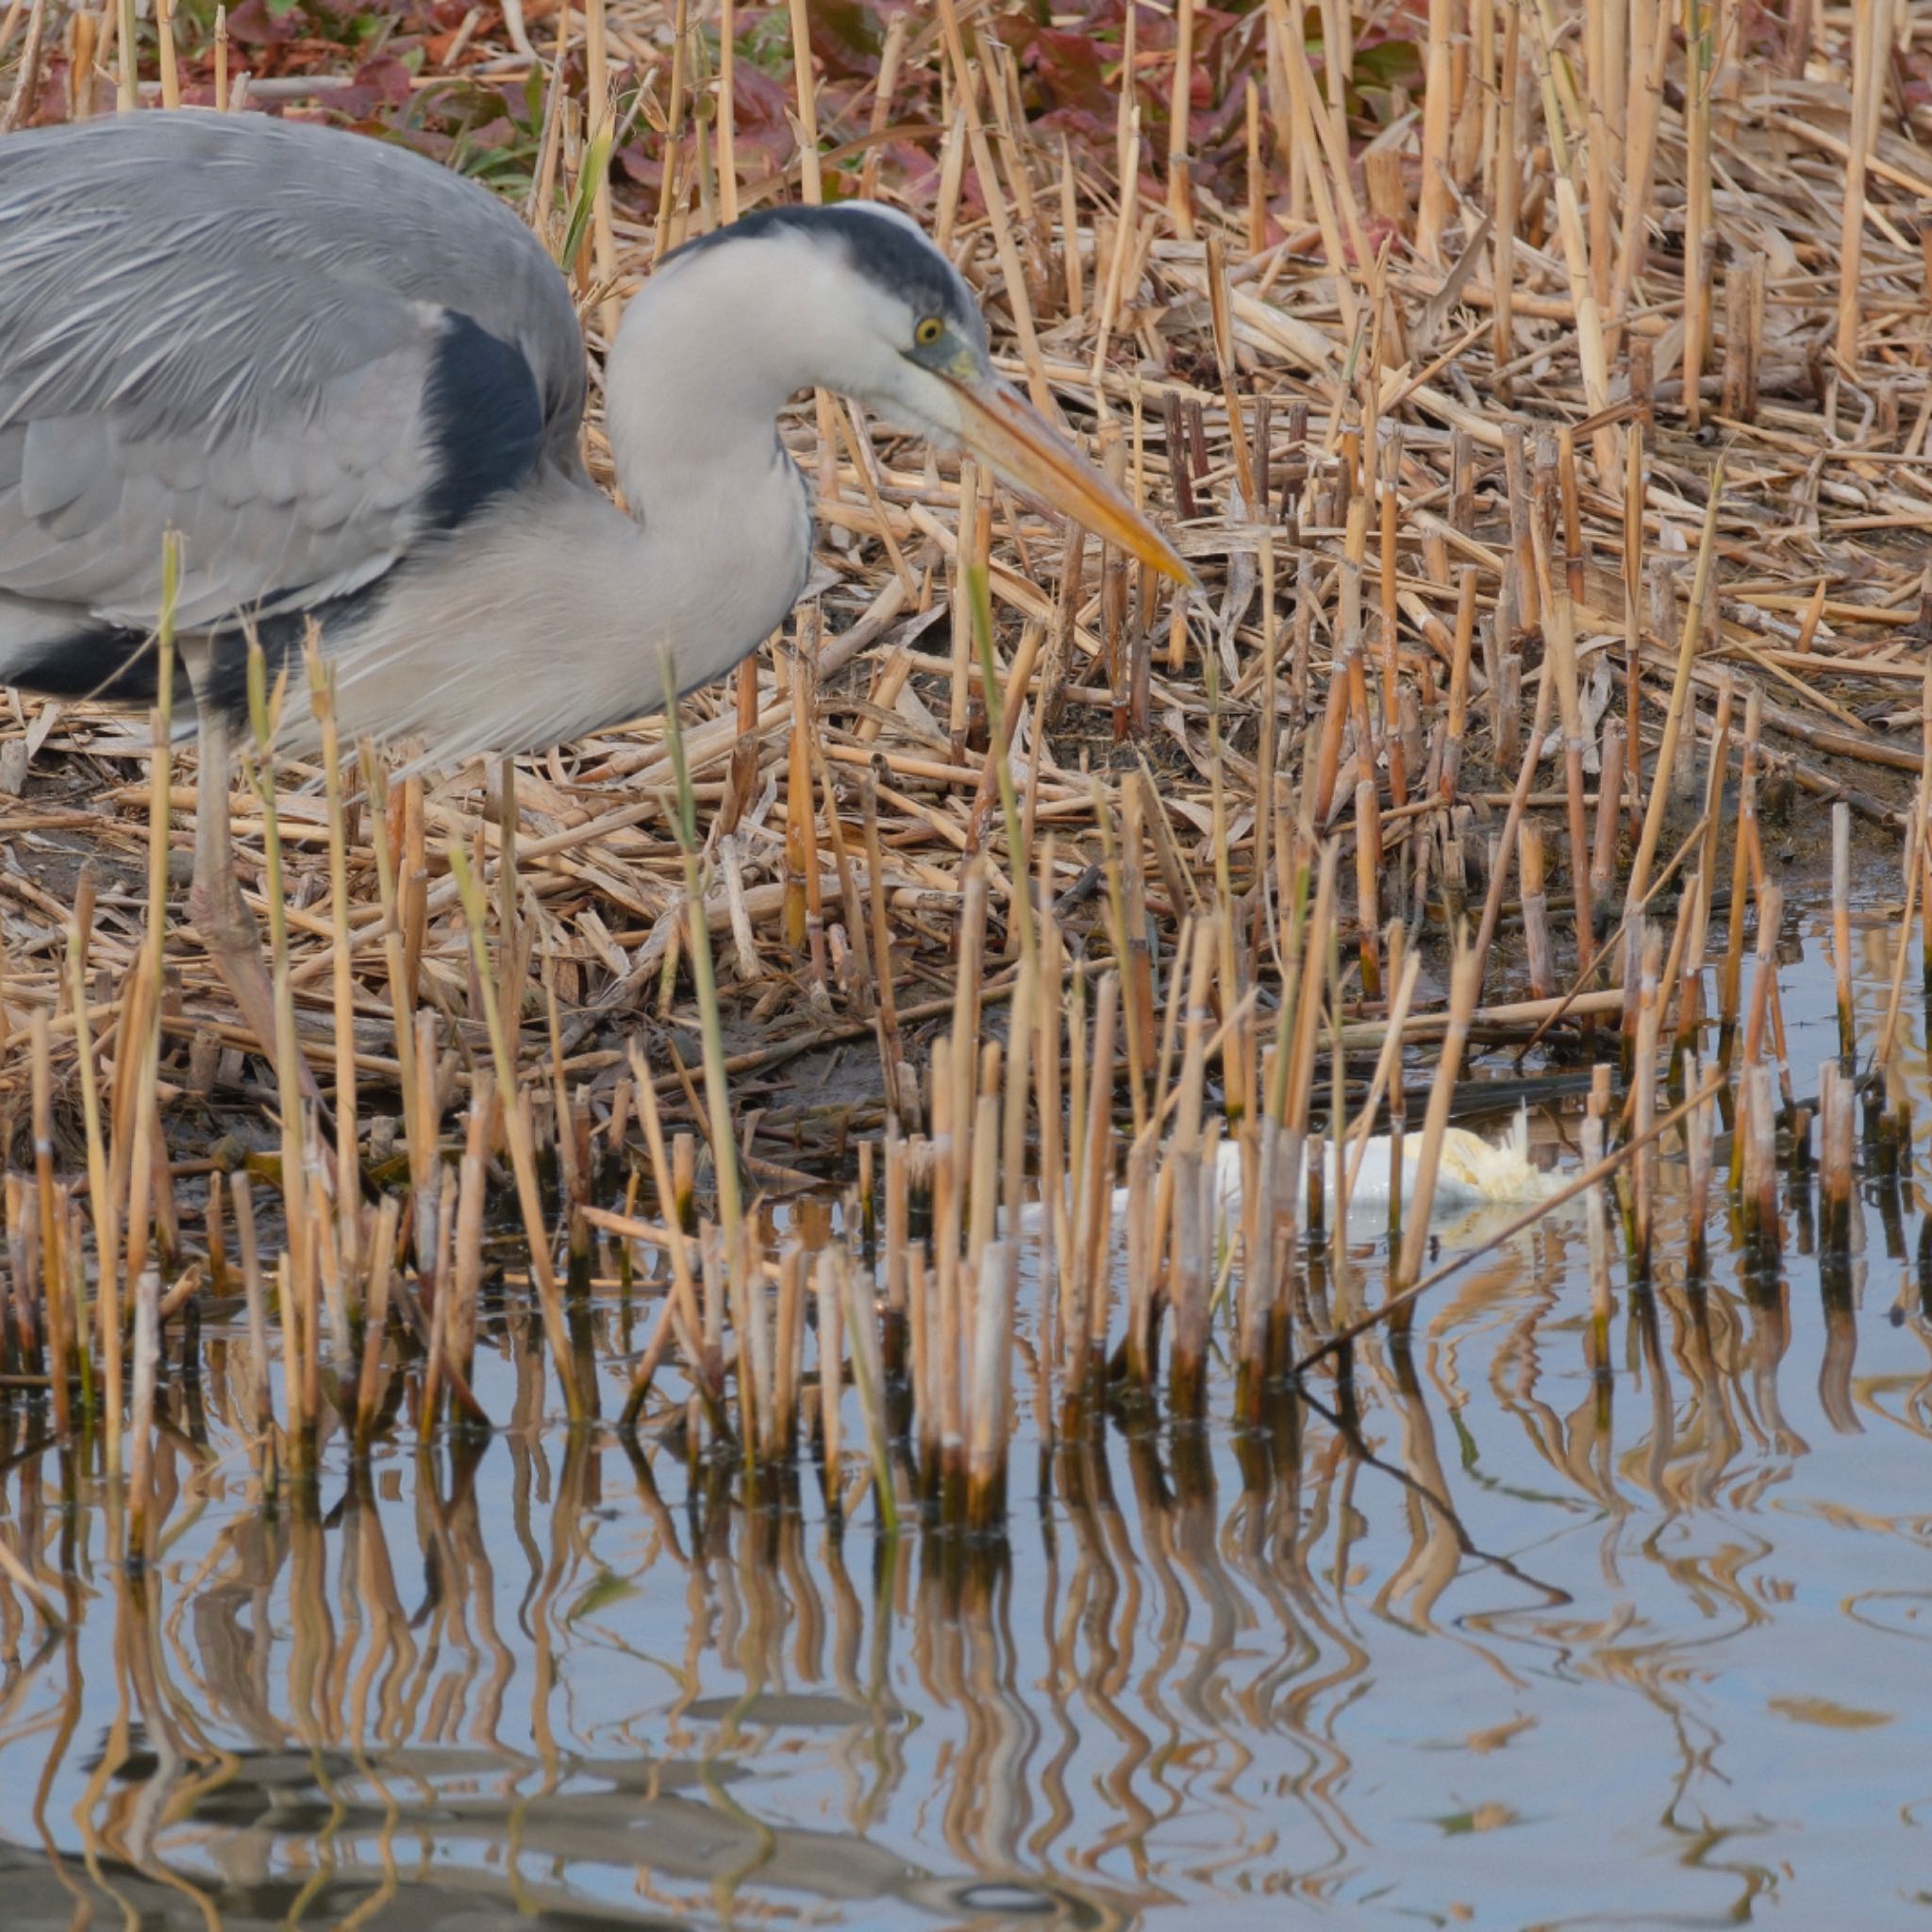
4;900;1931;1929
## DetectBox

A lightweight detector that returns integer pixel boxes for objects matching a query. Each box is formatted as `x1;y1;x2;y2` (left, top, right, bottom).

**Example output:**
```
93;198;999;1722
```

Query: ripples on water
3;907;1932;1929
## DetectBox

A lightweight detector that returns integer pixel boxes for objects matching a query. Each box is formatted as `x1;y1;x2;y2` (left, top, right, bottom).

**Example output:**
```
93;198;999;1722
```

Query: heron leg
186;707;303;1091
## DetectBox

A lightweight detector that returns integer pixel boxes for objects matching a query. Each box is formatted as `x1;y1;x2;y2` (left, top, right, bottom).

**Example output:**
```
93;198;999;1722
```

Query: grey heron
0;110;1188;1059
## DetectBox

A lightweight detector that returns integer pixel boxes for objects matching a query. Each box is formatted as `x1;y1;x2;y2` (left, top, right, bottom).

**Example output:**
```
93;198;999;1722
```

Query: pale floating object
1321;1108;1557;1215
1153;1110;1560;1227
1016;1109;1563;1237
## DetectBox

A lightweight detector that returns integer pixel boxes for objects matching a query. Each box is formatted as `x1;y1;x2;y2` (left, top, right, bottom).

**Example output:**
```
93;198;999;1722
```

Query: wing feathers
0;112;583;669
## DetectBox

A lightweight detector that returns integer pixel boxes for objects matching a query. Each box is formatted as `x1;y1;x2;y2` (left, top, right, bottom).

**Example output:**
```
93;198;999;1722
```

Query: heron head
651;203;1193;588
828;204;1194;588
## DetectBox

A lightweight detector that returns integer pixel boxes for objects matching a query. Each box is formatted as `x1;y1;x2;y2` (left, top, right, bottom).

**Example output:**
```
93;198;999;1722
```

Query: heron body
0;110;1184;1058
1;111;1181;757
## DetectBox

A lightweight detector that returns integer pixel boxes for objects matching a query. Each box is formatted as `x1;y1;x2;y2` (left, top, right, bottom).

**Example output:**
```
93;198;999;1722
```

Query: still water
3;901;1931;1929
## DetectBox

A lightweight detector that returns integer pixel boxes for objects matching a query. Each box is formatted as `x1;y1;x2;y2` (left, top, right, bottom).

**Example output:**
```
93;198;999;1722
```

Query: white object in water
1323;1108;1556;1214
1017;1109;1559;1235
1173;1108;1556;1226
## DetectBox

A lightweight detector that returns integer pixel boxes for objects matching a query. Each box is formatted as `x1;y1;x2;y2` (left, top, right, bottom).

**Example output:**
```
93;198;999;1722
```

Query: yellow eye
914;315;944;347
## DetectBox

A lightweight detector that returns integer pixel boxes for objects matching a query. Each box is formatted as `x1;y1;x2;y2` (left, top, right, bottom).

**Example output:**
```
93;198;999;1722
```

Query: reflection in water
2;917;1932;1927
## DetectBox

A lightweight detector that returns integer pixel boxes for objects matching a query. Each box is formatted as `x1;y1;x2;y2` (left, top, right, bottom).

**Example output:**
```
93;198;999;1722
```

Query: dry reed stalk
1439;565;1475;808
1274;841;1332;1258
580;0;618;344
154;0;179;108
1324;925;1351;1281
908;1241;938;1485
1739;1057;1780;1264
305;645;360;1290
450;1071;489;1380
1740;877;1782;1076
1235;1105;1287;1410
713;0;739;225
1836;0;1885;369
239;647;324;1454
950;862;987;1194
1471;644;1557;989
1589;720;1623;942
1491;5;1521;375
859;777;909;1130
968;1057;999;1309
354;1196;398;1456
1069;971;1118;1401
1628;471;1724;908
1036;841;1066;1331
863;12;915;202
929;1034;964;1495
1168;921;1217;1420
446;844;581;1424
967;108;1054;416
420;1180;455;1425
1124;1131;1158;1389
125;1267;158;1564
835;1247;896;1532
1164;0;1197;240
1324;931;1417;1222
1674;13;1709;416
816;1245;841;1480
1520;820;1554;1001
229;1171;272;1441
1391;943;1481;1302
1673;1052;1713;1287
64;908;117;1462
966;1237;1012;1531
946;503;976;764
1818;1058;1855;1257
1872;674;1932;1070
1717;689;1762;1042
27;1014;70;1437
1580;1108;1612;1377
1410;0;1453;258
1531;447;1591;940
1105;785;1152;1129
1267;0;1357;341
1631;924;1661;1276
1831;802;1855;1061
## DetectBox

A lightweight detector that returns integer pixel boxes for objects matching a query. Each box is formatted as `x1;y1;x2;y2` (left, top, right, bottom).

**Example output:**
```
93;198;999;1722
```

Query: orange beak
943;374;1197;588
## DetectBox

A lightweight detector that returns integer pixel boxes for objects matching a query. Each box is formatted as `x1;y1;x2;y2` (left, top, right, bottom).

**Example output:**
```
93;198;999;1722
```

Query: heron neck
602;224;834;542
320;462;807;760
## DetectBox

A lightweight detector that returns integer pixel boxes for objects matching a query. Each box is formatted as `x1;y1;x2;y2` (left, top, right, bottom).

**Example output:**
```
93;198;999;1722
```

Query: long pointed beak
944;375;1196;588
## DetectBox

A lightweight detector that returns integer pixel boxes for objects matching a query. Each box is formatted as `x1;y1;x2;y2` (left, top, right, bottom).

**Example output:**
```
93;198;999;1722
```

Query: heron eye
914;316;945;347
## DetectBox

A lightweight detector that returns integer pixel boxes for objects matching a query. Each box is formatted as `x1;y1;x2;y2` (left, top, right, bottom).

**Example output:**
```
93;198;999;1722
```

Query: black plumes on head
664;203;984;349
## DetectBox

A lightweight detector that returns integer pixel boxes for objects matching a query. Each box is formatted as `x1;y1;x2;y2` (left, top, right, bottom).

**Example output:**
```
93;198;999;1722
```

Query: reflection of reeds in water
0;1356;1384;1921
8;1193;1926;1927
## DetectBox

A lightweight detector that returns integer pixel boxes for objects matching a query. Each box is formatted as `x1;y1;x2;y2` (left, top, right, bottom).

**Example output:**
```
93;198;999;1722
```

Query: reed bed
2;0;1932;1539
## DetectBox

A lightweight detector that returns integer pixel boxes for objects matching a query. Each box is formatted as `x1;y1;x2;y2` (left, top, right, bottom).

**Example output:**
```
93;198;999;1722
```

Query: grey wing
0;112;586;642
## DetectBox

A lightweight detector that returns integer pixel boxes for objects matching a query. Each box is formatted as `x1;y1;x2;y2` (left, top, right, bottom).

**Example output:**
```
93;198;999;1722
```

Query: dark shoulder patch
196;575;392;728
664;205;977;341
420;310;546;531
